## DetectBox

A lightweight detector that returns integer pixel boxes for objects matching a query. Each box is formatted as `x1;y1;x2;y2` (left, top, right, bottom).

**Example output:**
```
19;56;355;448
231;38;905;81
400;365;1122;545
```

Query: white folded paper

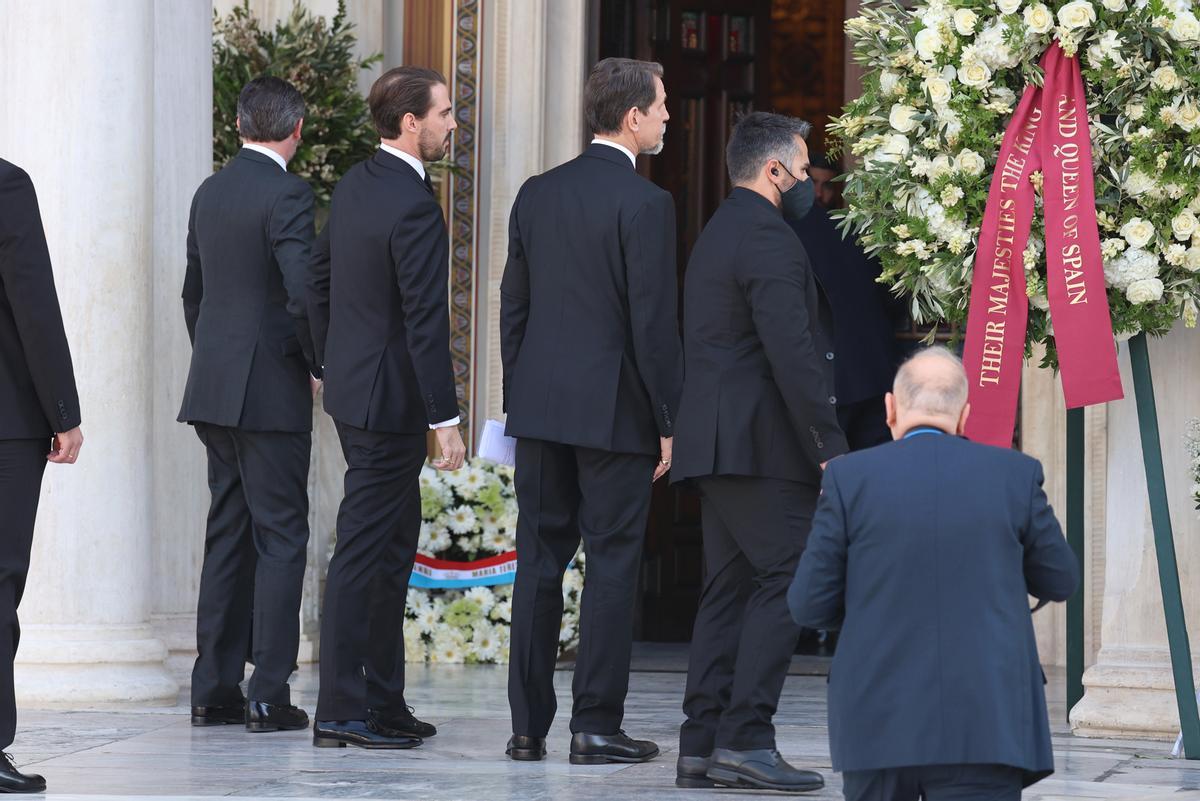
478;418;516;467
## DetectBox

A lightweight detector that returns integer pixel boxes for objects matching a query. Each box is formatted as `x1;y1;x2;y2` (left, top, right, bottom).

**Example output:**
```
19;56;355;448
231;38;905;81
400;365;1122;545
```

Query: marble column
0;0;196;704
1072;325;1200;739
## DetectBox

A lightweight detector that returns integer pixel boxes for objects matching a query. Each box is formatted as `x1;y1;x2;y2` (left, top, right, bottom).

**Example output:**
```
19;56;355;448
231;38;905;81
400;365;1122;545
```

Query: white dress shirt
241;143;288;171
377;143;459;431
591;137;637;167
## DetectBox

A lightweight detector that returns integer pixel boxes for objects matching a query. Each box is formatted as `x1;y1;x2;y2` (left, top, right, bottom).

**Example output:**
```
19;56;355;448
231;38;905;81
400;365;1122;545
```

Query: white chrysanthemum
490;598;513;623
1166;244;1188;266
1120;218;1156;249
1126;277;1165;304
484;530;512;553
558;617;576;645
447;504;478;534
463;586;496;614
403;620;428;662
471;622;501;662
430;632;466;664
1101;238;1127;259
415;605;441;635
1123;170;1157;197
940;185;965;207
426;525;452;553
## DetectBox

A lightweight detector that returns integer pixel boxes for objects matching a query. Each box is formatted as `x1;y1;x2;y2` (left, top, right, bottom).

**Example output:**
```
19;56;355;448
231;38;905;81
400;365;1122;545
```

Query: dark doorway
593;0;852;641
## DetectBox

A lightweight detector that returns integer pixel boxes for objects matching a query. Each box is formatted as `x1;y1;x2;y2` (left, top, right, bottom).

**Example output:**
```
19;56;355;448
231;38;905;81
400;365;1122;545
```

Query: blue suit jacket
788;432;1078;785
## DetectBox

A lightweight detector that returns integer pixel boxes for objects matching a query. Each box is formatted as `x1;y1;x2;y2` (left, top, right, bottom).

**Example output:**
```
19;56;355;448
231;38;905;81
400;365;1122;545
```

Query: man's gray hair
893;346;969;418
237;76;306;143
725;112;811;185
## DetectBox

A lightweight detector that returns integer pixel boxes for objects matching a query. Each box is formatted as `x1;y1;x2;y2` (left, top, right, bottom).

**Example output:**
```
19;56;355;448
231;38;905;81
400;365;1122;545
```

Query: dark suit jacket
788;206;905;405
672;188;847;485
309;150;458;434
788;432;1079;785
178;149;317;433
500;143;682;456
0;159;80;439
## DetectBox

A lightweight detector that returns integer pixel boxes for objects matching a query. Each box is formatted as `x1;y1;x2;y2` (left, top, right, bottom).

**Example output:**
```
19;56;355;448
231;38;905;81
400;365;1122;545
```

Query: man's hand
433;426;467;471
653;436;673;482
310;375;323;399
48;427;83;465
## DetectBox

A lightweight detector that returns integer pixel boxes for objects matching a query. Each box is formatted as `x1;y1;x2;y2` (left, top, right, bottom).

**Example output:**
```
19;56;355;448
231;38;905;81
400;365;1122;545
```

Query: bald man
788;347;1079;801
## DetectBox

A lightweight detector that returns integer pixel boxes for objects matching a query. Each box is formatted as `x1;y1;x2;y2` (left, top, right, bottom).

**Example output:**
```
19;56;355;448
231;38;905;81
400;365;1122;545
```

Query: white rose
1101;0;1126;10
1024;3;1055;33
956;149;986;175
997;0;1022;15
928;154;954;181
1173;210;1199;240
1185;247;1200;272
1171;11;1200;41
1120;217;1156;249
958;61;993;88
880;70;901;95
1152;65;1182;91
915;27;944;61
1058;0;1097;29
1176;100;1200;131
924;77;953;105
954;8;979;34
1126;277;1165;304
879;133;911;162
889;104;920;133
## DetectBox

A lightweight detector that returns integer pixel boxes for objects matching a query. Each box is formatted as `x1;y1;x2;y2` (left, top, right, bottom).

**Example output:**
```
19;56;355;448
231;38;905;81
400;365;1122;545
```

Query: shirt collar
590;137;637;167
241;143;288;171
379;142;426;179
902;426;949;440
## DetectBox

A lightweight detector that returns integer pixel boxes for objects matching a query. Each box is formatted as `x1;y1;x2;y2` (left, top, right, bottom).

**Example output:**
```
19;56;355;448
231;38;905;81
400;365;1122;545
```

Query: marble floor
8;658;1200;800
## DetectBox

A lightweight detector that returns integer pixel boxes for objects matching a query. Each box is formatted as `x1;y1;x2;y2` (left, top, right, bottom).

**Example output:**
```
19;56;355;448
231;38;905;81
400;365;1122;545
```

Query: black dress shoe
190;704;244;726
369;706;437;738
569;730;659;765
707;748;824;792
676;754;717;788
506;734;547;761
0;752;45;794
245;700;309;732
313;719;422;749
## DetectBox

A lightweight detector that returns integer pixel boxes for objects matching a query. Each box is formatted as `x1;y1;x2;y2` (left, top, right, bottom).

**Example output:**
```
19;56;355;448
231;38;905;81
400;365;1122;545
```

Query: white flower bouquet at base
403;458;584;664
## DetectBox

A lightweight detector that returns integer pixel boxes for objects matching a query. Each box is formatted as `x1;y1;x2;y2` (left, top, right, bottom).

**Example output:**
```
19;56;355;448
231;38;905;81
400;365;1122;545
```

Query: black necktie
423;173;434;194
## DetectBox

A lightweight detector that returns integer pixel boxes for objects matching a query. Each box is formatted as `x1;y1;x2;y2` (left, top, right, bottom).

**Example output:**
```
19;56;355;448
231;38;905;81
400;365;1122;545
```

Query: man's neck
736;179;781;208
380;137;422;162
241;140;290;163
593;132;639;158
897;416;957;437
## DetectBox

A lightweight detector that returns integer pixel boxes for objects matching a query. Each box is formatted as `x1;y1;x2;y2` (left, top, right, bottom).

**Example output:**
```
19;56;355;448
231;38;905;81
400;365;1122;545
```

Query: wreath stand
1065;332;1200;757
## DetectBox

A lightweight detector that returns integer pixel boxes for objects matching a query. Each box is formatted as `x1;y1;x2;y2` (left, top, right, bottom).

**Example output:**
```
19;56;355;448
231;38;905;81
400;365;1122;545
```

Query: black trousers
842;764;1024;801
679;476;818;754
0;439;48;750
836;395;891;452
316;423;426;722
508;438;655;737
191;424;311;707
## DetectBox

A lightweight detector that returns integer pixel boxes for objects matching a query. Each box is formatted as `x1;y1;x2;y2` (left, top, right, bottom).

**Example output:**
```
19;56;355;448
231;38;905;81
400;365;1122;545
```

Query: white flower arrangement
405;458;584;664
1187;418;1200;519
834;0;1200;362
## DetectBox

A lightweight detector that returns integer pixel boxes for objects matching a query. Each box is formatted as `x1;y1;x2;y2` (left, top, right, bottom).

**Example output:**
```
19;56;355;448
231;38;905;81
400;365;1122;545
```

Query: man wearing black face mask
783;153;905;452
671;113;847;793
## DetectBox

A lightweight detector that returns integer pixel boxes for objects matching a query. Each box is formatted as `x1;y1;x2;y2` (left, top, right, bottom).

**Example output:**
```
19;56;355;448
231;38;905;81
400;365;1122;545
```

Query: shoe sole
568;748;660;765
707;767;823;793
312;736;422;749
0;784;46;794
506;748;546;761
675;776;718;789
246;721;309;733
190;718;242;727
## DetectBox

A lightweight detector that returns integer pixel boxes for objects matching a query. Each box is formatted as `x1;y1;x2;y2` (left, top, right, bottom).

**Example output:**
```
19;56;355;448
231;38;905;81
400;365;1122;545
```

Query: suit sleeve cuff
429;416;461;430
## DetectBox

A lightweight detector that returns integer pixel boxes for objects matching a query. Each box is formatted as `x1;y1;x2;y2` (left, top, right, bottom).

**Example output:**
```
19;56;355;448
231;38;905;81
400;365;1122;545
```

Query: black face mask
780;174;816;222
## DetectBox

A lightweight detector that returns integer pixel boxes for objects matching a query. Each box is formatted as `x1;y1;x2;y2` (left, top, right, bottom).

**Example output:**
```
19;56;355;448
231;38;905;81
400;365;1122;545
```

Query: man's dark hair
726;112;812;185
237;76;306;142
368;66;447;139
584;58;664;136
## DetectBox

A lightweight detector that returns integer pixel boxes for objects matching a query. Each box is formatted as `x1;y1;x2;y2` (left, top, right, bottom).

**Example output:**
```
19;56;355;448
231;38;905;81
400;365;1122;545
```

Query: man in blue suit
789;346;1078;800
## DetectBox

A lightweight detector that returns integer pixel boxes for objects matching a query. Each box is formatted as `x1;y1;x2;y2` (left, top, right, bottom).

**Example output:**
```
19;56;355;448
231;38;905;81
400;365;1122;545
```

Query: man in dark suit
789;347;1079;801
500;57;681;765
309;66;466;751
179;76;318;733
784;166;905;452
671;112;847;793
0;158;83;794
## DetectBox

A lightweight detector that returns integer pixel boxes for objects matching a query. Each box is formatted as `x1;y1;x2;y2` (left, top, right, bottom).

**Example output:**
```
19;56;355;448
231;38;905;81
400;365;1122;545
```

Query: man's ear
957;402;971;436
884;392;897;427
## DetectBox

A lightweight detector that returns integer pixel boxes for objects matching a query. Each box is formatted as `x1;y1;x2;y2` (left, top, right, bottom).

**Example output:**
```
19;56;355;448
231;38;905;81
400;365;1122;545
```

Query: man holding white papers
500;57;682;764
